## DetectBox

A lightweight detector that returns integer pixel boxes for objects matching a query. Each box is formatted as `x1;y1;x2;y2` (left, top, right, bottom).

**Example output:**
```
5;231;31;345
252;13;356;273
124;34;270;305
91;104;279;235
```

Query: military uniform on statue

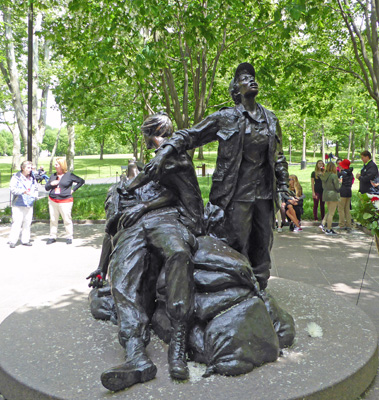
146;63;289;290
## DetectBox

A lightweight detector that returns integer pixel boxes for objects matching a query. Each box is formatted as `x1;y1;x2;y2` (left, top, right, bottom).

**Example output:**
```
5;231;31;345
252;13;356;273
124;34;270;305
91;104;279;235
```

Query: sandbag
263;291;296;348
194;236;256;290
151;301;171;344
194;270;243;292
203;297;279;376
195;287;252;321
188;322;207;364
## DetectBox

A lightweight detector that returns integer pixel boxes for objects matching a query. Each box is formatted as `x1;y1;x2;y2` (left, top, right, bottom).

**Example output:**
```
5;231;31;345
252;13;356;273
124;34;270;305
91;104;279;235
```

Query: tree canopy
1;0;379;162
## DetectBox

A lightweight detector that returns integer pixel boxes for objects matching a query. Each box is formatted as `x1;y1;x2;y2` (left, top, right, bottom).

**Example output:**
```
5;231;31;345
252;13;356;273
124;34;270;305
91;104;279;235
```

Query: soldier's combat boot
101;337;157;392
168;322;189;380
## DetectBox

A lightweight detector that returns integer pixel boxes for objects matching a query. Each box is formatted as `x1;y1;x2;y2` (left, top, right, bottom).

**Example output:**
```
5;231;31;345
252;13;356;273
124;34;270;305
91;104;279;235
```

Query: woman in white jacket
8;161;38;248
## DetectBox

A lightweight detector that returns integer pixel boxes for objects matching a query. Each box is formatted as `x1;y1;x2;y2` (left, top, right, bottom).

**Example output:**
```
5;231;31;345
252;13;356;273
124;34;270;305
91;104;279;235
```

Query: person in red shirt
45;157;85;244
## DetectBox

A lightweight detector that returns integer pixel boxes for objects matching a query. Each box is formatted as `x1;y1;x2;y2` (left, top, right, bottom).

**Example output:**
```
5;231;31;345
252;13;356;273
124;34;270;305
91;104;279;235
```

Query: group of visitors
276;150;378;236
312;150;378;235
8;157;85;248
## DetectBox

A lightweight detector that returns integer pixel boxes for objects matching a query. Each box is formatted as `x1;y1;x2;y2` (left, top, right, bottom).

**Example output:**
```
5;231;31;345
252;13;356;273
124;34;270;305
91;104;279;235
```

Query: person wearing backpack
320;162;341;236
337;159;354;232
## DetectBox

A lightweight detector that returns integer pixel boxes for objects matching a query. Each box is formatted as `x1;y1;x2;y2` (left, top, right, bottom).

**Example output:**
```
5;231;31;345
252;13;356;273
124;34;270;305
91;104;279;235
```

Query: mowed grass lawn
0;154;136;188
1;152;363;221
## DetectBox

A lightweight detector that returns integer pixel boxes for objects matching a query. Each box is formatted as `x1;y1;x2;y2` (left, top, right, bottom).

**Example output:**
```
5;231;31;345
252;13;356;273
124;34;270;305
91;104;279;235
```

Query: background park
0;0;378;224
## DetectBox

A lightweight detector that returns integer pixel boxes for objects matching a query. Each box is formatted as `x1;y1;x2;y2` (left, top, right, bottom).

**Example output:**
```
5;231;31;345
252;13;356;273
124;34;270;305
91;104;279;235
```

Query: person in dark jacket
337;159;354;232
311;160;325;221
145;62;289;291
45;157;85;244
356;150;378;194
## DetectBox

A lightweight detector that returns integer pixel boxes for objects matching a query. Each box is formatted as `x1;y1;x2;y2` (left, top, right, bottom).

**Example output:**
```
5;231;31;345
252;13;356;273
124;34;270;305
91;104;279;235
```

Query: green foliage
34;184;110;220
352;193;379;236
0;129;13;155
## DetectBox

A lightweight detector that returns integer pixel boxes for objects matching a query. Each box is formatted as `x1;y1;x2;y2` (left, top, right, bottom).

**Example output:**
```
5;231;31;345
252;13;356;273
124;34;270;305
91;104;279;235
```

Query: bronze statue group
87;63;296;392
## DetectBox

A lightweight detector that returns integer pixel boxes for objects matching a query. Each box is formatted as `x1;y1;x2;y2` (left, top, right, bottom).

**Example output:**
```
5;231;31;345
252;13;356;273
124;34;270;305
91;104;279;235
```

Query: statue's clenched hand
86;269;105;288
144;146;173;180
118;204;146;230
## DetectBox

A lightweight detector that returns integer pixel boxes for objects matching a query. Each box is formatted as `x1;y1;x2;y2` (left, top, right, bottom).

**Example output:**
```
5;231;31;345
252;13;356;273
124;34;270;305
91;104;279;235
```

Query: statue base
0;278;377;400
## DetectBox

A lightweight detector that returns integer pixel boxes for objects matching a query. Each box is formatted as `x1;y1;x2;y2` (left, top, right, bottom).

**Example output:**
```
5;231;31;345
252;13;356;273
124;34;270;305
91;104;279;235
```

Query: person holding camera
8;161;38;248
311;160;325;221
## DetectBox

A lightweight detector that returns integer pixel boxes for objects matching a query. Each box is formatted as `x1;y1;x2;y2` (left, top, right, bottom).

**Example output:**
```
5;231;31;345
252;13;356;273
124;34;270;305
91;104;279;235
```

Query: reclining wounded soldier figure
87;113;205;390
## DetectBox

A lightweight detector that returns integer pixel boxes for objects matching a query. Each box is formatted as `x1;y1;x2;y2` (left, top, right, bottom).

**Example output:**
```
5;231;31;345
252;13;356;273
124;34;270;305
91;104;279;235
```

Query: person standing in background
337;159;354;232
311;160;325;221
45;157;85;245
8;161;38;248
320;162;341;236
356;150;378;194
335;158;342;173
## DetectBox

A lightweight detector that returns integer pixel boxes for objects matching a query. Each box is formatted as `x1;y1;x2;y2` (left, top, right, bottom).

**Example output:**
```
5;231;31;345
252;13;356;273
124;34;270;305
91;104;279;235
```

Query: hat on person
339;159;351;169
234;62;255;81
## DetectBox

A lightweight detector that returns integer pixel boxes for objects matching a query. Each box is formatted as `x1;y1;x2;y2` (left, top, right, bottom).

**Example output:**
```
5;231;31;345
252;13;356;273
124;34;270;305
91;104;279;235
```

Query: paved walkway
0;221;378;399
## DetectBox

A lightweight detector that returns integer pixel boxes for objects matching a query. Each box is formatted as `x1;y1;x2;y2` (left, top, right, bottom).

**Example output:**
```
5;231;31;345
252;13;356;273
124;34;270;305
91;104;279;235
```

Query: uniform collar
235;102;266;123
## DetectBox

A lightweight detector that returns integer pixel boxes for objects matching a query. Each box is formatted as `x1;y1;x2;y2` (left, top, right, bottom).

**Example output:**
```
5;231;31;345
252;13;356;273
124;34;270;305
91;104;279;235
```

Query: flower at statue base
369;196;379;209
306;322;323;338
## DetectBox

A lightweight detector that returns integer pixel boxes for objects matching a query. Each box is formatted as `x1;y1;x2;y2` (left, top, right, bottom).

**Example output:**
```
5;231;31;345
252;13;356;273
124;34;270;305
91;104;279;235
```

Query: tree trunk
348;107;354;160
66;125;75;171
335;141;339;157
197;146;204;160
49;126;61;174
99;136;104;160
351;131;356;161
11;128;21;170
372;113;377;162
364;132;369;151
31;14;41;167
1;7;27;149
347;130;352;160
36;37;50;166
313;130;317;158
321;124;325;162
301;118;307;169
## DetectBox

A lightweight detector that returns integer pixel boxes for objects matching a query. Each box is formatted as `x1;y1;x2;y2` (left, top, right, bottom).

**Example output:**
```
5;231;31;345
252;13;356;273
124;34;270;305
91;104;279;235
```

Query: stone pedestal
0;278;377;400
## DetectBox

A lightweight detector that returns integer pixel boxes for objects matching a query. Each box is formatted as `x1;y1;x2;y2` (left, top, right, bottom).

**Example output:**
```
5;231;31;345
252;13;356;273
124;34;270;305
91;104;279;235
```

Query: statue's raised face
237;73;259;98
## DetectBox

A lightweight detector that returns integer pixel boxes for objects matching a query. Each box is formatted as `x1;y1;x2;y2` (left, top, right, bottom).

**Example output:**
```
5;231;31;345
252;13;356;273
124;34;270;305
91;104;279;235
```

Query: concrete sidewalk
0;222;378;399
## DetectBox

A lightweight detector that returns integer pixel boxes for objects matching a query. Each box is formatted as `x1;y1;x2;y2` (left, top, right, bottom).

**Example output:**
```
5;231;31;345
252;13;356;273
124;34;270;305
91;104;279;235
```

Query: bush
34;184;110;220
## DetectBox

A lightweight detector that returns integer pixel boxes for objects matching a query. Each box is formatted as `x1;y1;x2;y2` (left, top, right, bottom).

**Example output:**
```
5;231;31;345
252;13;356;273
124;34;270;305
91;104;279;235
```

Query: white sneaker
294;226;303;233
277;227;283;233
319;224;325;232
325;229;338;235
